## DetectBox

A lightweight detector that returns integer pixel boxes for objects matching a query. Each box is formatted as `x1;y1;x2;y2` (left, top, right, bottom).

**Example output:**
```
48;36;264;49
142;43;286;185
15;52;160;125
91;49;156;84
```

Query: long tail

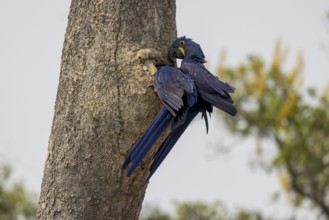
122;107;173;176
147;110;199;180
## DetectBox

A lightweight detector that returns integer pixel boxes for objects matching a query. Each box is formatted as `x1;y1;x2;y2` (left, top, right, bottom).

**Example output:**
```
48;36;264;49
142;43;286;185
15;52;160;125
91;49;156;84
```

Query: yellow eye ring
179;40;185;45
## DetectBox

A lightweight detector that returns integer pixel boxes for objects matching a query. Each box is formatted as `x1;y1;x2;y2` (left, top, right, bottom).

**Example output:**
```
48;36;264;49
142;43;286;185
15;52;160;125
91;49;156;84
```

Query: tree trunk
37;0;176;219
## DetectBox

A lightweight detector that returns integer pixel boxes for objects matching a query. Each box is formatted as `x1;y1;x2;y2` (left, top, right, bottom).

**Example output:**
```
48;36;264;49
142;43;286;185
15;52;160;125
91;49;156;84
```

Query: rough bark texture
37;0;176;219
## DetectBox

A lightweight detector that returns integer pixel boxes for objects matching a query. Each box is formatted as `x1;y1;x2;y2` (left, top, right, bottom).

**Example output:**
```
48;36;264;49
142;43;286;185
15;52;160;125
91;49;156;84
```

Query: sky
1;0;329;219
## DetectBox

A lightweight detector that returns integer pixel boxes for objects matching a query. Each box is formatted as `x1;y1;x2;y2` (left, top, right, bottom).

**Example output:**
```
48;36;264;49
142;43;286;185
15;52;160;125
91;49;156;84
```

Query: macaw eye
179;40;185;46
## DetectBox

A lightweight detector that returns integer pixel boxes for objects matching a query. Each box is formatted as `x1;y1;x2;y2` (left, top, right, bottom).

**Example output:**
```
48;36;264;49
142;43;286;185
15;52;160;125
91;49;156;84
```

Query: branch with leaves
0;164;36;220
218;41;329;217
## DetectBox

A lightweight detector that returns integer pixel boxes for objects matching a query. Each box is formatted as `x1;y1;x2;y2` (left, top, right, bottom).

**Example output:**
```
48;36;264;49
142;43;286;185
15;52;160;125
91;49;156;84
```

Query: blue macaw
148;37;237;180
122;65;209;178
169;36;237;116
123;37;237;179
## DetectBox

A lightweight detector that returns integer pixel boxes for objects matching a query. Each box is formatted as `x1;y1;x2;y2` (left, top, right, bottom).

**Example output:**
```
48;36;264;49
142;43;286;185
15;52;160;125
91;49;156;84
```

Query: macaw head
169;36;206;63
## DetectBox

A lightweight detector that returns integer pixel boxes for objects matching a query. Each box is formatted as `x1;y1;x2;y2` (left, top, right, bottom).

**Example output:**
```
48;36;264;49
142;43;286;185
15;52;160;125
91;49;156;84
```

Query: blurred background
1;1;329;219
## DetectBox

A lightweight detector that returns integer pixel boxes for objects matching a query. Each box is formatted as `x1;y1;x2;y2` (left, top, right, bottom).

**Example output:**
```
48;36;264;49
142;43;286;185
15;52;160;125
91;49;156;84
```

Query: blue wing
154;66;195;116
181;59;237;116
122;65;197;176
147;96;212;180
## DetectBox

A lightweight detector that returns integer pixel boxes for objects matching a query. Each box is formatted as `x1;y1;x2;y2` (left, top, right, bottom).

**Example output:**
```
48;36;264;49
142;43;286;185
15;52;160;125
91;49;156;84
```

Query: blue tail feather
129;109;169;159
122;108;169;169
124;107;173;176
147;110;199;180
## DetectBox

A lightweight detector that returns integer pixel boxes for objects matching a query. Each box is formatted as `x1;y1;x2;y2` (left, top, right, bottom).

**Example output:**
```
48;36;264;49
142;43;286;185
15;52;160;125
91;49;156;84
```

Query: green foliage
140;204;171;220
175;201;228;220
218;41;329;216
140;201;277;220
0;164;37;220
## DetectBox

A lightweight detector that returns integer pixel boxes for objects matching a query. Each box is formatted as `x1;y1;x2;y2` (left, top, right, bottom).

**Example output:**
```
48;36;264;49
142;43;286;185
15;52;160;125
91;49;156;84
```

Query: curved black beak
168;47;185;65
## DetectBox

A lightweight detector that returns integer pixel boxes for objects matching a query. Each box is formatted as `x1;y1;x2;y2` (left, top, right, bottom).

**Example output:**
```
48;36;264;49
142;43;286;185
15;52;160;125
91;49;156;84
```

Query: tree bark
37;0;176;219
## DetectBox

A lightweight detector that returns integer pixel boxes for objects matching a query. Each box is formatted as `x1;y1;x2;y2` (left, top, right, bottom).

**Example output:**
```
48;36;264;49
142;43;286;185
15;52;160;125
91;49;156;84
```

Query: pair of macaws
122;36;237;180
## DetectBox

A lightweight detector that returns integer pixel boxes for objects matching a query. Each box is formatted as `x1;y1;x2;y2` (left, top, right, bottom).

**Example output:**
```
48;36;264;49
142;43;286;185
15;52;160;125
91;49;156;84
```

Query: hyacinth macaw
169;36;237;116
122;65;210;179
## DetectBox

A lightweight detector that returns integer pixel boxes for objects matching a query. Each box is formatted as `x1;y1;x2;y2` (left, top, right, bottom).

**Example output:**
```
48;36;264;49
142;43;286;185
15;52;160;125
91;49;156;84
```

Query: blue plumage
123;37;236;180
122;65;207;178
169;36;237;116
148;104;203;180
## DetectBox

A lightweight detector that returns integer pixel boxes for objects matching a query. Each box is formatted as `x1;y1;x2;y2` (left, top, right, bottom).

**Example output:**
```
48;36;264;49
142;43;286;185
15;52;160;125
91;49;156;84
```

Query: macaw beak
168;47;185;64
